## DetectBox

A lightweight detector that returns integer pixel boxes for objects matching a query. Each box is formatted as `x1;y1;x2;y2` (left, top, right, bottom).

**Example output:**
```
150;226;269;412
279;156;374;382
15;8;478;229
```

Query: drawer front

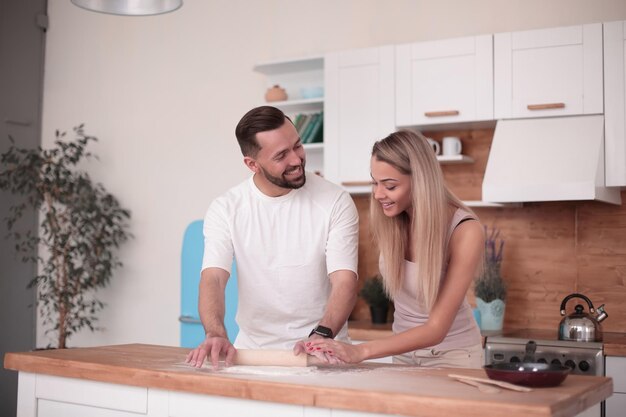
36;374;147;413
605;392;626;417
38;399;142;417
169;391;301;417
606;356;626;393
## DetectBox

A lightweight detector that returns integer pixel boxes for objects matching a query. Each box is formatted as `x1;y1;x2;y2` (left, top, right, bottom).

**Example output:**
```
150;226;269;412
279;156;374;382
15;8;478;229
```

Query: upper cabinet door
495;24;603;119
324;46;395;191
395;35;493;127
604;20;626;187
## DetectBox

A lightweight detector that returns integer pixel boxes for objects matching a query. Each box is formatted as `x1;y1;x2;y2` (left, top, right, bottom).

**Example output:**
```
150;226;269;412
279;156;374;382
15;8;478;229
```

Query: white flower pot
475;297;506;331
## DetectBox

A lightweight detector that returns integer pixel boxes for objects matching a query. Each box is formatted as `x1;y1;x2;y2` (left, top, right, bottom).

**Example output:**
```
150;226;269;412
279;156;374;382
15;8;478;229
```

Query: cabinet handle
527;103;565;110
178;315;202;324
341;181;372;187
5;119;32;126
424;110;459;117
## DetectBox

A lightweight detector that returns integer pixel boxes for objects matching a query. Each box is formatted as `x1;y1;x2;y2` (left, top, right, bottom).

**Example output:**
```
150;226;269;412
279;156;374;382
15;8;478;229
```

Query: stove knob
510;356;520;363
579;361;590;372
537;358;547;364
551;359;562;366
565;360;576;370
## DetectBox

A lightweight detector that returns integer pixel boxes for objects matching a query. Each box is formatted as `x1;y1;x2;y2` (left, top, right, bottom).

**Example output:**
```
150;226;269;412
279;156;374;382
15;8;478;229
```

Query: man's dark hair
235;106;292;157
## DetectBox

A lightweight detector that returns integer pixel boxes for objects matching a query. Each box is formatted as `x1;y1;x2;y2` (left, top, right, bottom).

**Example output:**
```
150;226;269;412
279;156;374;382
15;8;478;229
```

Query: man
186;106;359;368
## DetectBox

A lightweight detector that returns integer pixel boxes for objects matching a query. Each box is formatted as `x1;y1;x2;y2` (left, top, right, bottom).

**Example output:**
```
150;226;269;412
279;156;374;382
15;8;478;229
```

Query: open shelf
268;97;324;113
437;155;474;164
463;200;522;208
253;56;324;75
304;143;324;151
254;55;325;175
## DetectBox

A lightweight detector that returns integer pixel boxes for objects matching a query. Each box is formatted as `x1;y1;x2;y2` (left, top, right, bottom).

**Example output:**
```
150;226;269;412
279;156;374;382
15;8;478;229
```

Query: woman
307;130;484;368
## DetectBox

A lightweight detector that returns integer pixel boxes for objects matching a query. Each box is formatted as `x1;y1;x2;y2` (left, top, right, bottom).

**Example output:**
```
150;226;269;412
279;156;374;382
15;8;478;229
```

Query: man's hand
185;335;236;369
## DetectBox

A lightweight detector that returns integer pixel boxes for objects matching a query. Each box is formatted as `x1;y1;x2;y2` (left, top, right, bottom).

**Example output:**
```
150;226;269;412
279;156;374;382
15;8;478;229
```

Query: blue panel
180;220;238;347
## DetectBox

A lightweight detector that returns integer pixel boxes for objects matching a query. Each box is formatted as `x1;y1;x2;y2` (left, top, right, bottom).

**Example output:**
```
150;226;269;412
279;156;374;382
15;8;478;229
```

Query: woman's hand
294;337;342;364
306;338;366;364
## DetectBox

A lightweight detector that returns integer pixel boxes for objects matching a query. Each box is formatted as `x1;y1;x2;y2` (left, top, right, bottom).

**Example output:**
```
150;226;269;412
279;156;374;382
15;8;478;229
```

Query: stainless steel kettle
558;293;608;342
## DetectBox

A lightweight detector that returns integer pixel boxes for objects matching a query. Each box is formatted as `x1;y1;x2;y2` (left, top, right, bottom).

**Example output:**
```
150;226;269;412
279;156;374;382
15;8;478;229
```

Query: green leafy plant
474;225;507;302
359;275;390;308
0;125;131;348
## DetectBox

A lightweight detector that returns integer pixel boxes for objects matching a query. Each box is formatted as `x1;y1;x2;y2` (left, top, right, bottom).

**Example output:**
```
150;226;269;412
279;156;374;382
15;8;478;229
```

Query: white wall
40;0;626;347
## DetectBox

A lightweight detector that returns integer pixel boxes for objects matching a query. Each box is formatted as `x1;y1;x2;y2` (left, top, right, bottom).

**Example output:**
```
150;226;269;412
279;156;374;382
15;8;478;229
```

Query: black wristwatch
309;325;334;339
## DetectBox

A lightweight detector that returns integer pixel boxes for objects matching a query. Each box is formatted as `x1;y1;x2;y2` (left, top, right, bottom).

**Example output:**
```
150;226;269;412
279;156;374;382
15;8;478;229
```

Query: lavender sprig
475;225;507;302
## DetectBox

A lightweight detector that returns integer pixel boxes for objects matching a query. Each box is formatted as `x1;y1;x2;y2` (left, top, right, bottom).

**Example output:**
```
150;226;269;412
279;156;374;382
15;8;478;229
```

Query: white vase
475;297;506;331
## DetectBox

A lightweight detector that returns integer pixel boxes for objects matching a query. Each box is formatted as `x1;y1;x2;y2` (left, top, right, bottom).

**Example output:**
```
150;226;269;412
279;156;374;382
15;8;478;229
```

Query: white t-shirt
202;172;359;349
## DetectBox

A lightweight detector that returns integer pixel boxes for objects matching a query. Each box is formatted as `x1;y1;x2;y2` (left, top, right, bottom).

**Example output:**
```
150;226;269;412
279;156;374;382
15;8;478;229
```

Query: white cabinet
604;20;626;187
606;356;626;417
395;35;493;127
494;24;603;119
324;46;395;192
17;372;157;417
254;56;325;175
17;372;393;417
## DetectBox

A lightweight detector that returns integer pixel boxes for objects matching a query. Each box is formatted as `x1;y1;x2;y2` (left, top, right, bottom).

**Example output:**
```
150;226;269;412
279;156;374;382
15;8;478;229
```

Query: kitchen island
4;344;613;417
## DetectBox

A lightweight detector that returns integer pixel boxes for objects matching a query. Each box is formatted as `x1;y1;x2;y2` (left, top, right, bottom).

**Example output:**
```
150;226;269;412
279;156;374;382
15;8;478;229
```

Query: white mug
442;136;462;156
426;138;441;155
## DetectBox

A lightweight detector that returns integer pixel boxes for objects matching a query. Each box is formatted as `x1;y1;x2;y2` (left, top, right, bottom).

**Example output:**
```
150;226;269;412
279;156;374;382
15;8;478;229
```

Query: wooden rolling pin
234;349;324;367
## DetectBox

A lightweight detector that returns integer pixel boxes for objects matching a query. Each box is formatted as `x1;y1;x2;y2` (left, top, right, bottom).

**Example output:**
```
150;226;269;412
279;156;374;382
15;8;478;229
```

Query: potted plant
474;225;507;331
0;125;131;348
359;274;391;324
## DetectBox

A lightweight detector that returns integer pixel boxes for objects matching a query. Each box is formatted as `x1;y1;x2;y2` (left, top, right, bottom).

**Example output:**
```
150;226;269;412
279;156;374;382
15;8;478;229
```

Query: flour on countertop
219;365;318;376
172;361;318;376
172;361;430;376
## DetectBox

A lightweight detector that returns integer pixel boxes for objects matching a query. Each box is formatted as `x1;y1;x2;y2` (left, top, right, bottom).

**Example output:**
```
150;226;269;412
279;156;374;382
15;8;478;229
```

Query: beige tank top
390;208;481;350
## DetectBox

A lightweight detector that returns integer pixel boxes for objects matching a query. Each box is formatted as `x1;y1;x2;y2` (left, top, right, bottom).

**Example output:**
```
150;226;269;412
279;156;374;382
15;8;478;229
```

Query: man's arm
320;190;360;336
198;267;229;337
317;269;358;336
185;267;236;368
293;269;357;359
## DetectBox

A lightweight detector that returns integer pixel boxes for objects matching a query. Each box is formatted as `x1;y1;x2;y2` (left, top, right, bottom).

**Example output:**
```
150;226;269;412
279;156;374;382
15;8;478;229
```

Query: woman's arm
308;219;485;363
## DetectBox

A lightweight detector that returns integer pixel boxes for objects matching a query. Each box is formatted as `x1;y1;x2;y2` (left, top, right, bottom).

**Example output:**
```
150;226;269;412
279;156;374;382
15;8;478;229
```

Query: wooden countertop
349;323;626;357
3;343;613;417
603;332;626;356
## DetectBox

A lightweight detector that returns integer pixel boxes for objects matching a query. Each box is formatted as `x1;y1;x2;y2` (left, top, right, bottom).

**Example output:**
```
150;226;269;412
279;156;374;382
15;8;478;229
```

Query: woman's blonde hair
370;130;472;310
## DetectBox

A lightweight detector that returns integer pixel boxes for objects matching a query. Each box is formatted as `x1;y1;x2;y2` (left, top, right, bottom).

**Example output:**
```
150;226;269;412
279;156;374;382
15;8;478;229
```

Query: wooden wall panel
352;195;382;321
576;198;626;333
350;126;626;333
473;204;578;331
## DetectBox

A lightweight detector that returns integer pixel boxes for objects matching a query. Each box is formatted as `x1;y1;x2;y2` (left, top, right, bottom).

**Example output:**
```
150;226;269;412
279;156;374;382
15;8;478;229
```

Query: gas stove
484;329;604;376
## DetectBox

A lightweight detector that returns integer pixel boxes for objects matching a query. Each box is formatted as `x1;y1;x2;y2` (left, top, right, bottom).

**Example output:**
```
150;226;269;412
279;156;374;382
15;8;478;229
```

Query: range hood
482;115;622;205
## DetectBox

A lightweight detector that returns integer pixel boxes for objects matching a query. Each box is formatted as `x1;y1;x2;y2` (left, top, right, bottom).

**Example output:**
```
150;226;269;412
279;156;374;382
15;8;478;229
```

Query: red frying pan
483;341;571;387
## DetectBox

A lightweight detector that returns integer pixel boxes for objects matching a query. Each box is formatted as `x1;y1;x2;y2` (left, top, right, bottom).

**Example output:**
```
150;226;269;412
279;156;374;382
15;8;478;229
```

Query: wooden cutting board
3;343;613;417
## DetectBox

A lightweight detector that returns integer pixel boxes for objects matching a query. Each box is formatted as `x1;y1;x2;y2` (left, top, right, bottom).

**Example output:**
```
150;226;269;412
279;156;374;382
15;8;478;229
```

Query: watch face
314;325;333;338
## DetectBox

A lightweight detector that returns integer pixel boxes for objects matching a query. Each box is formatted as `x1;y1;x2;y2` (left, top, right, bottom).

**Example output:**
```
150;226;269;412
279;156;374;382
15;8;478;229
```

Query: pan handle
559;293;595;315
523;340;537;363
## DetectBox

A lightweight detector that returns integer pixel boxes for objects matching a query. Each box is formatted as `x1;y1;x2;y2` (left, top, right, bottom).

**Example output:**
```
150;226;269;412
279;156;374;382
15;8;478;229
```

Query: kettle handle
560;293;595;316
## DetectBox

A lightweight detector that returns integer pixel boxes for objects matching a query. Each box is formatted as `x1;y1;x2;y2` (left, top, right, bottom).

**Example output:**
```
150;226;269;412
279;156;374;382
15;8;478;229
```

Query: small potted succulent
474;225;507;331
359;274;391;324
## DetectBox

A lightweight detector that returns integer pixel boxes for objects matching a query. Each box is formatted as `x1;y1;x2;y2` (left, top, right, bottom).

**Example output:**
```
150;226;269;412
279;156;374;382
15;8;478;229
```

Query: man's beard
259;163;306;190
